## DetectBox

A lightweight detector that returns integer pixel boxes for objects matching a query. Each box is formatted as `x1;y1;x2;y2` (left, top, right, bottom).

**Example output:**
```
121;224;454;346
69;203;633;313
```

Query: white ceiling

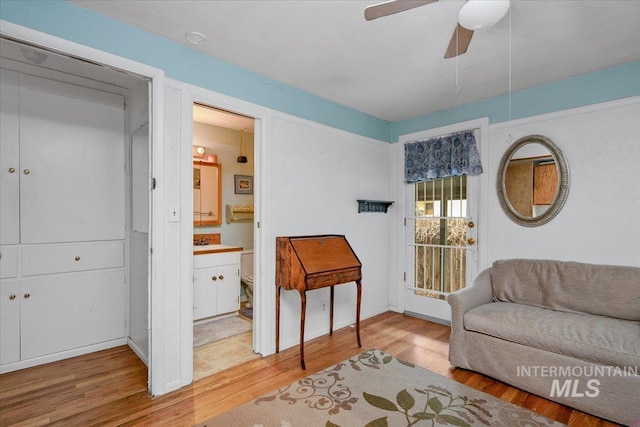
72;0;640;122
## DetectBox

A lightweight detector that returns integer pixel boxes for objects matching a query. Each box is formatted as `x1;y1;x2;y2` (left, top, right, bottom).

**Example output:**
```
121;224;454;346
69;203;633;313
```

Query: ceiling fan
365;0;511;59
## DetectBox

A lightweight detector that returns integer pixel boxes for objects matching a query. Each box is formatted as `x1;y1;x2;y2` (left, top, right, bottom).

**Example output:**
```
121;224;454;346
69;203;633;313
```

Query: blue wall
2;0;638;143
0;0;390;141
391;61;640;141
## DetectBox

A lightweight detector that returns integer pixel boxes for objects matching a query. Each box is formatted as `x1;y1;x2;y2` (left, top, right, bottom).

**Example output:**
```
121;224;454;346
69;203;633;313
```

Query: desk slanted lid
289;235;361;274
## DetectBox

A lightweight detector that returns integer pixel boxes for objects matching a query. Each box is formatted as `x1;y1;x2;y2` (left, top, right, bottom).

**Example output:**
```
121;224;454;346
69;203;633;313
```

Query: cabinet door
193;267;218;321
19;74;125;244
0;69;20;245
0;280;20;365
20;270;125;360
216;264;240;315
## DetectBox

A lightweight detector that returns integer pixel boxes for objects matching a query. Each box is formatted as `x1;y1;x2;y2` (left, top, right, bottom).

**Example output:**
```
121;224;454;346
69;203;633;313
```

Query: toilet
240;250;254;308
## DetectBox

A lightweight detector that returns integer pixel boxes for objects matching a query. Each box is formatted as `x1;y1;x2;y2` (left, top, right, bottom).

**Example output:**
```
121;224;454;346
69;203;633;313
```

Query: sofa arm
447;267;493;318
447;268;493;368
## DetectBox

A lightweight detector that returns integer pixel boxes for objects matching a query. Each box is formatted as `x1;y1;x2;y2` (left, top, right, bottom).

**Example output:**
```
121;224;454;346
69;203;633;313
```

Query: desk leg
356;280;362;347
329;285;334;335
275;285;281;353
299;291;307;370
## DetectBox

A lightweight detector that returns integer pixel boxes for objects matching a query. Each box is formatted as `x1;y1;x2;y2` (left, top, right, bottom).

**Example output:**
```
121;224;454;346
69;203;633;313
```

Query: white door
404;174;478;322
130;121;151;360
0;68;20;245
20;270;125;360
216;264;240;315
0;281;20;364
19;74;125;244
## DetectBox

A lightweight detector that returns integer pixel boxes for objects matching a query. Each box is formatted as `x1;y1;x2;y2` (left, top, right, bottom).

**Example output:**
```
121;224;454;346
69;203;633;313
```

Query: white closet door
0;281;20;365
20;270;125;360
19;74;125;244
0;68;20;245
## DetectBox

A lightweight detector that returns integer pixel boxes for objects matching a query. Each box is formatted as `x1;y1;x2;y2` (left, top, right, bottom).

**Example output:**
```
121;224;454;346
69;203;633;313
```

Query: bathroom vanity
193;245;242;321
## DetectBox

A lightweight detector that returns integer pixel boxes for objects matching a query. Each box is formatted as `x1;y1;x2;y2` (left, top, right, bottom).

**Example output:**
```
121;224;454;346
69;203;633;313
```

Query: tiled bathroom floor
193;330;259;381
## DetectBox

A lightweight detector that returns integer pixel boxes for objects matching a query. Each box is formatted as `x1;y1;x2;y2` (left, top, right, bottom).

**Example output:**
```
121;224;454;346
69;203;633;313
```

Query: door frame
396;118;489;317
173;79;272;365
1;20;165;395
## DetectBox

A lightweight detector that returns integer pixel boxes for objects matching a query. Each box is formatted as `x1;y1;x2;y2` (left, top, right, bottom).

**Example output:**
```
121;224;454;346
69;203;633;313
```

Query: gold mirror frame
497;135;570;227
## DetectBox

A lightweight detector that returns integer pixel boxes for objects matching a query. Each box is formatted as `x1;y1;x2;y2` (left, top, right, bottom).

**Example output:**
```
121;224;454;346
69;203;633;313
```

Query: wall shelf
226;204;254;224
357;200;394;213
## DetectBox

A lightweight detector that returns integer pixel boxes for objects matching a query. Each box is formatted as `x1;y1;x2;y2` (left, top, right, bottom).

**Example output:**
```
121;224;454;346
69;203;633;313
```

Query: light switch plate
168;204;180;222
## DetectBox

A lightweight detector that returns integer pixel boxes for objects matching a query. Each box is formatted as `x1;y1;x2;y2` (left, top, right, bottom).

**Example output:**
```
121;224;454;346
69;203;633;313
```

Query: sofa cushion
464;302;640;369
491;259;640;321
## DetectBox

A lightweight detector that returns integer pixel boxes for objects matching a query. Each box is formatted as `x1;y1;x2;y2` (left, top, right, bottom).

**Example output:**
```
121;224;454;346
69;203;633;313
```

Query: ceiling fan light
458;0;510;31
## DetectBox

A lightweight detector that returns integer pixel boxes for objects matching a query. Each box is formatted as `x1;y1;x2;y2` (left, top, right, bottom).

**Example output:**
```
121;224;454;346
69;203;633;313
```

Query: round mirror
497;135;569;226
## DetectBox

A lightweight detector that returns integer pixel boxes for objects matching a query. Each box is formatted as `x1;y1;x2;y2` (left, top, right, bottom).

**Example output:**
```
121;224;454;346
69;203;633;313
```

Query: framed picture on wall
234;175;253;194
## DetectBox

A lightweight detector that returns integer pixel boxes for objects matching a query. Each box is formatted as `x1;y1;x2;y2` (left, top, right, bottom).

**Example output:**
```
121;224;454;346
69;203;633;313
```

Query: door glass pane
413;176;467;300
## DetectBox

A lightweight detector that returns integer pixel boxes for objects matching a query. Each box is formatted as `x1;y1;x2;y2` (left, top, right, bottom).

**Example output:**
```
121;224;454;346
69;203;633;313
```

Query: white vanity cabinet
193;250;241;321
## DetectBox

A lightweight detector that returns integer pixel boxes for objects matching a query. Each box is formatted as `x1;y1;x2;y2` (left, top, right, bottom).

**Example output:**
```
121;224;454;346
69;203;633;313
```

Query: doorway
0;34;156;389
399;121;486;323
191;104;259;380
404;175;477;322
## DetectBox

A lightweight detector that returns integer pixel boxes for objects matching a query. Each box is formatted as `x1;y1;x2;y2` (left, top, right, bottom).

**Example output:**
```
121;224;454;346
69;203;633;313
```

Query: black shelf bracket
357;200;394;213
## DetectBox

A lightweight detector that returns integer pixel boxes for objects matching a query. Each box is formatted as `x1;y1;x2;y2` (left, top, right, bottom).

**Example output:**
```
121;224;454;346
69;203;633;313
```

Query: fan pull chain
453;26;461;93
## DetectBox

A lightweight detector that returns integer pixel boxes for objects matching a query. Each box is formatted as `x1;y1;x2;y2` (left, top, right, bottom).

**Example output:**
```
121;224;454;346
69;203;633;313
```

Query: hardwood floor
0;312;621;426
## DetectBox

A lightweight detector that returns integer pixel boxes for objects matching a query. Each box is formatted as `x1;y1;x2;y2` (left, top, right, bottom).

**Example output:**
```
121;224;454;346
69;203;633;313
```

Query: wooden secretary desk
275;235;362;369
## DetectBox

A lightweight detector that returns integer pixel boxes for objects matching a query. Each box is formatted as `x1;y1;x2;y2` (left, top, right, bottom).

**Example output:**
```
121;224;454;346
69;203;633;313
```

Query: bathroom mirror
193;161;222;226
497;135;569;227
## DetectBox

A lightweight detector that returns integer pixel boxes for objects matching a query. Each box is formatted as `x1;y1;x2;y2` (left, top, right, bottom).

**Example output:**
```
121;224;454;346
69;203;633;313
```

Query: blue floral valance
404;130;483;183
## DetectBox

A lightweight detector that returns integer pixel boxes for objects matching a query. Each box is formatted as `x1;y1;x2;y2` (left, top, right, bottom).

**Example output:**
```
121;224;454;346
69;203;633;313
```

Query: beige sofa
447;259;640;426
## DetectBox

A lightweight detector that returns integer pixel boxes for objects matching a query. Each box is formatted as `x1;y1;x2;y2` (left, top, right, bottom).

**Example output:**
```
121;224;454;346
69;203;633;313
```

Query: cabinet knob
211;276;217;281
218;275;224;280
23;169;30;175
75;256;81;261
9;294;16;300
24;293;31;299
207;211;213;216
8;167;16;173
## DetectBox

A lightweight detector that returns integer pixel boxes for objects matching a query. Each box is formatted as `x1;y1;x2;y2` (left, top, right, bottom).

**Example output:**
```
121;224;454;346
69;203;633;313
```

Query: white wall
162;79;394;392
193;122;255;249
485;98;640;267
269;115;394;351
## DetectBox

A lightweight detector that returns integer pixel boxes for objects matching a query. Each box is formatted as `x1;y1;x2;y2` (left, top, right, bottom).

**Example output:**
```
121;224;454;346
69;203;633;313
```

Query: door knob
467;221;475;228
467;238;476;245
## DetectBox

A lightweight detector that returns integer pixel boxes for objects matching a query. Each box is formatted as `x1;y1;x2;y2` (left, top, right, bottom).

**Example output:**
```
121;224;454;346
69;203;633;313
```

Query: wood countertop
193;244;243;255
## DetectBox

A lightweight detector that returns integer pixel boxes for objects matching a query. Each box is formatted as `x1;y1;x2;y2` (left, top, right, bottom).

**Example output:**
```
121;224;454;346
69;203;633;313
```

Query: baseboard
404;310;451;327
127;337;149;367
0;337;128;374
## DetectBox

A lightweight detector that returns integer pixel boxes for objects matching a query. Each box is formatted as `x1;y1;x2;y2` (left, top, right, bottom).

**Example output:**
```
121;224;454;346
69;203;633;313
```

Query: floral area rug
196;349;566;427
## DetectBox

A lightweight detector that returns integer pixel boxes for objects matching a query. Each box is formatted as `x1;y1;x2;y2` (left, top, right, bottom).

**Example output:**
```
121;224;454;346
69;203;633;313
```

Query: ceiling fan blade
444;23;474;59
365;0;438;21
